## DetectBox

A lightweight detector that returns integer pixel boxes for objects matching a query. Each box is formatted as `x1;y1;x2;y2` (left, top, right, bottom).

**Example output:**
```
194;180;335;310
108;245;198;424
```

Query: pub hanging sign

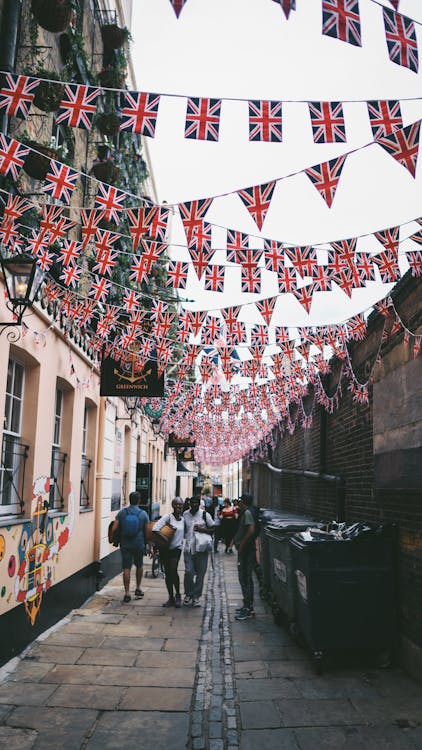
100;355;164;397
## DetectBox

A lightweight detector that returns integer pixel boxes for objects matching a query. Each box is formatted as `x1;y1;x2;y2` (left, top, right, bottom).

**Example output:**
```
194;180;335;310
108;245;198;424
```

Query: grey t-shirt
117;506;149;548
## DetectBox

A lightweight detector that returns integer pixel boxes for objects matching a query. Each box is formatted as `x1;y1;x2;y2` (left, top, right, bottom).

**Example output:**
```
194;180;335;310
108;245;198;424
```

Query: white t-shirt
152;513;185;550
183;509;214;554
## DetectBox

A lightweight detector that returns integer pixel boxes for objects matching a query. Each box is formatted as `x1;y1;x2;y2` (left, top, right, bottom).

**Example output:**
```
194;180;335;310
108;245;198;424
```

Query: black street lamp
0;253;45;340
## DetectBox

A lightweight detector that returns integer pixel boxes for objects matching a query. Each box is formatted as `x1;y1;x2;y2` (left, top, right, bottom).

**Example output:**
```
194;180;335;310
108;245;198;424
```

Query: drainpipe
253;461;346;523
93;398;106;588
0;0;23;134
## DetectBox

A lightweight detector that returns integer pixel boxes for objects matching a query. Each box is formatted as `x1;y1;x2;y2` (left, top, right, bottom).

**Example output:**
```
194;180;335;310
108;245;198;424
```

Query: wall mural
0;476;74;625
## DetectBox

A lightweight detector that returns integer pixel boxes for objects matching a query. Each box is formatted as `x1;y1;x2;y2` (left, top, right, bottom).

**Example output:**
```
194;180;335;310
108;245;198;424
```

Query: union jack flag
60;263;81;288
372;249;400;283
241;267;261;294
330;237;357;267
205;264;225;292
284;245;317;277
237;181;276;230
355;252;376;282
226;230;249;263
188;247;214;279
56;84;100;129
367;100;402;140
188;220;212;251
185;97;221;141
248;100;283;142
322;0;362;47
305;154;347;208
236;249;262;271
292;283;314;314
120;91;160;137
277;266;296;293
169;0;188;17
308;101;346;143
57;240;82;267
406;250;422;277
95;183;126;222
263;239;284;272
167;260;189;288
374;226;400;255
93;248;117;276
256;296;277;326
409;230;422;246
89;275;111;303
0;135;29;180
2;195;31;224
383;8;418;74
43;160;78;204
272;0;296;19
179;199;213;242
0;73;38;118
81;209;105;250
377;121;420;178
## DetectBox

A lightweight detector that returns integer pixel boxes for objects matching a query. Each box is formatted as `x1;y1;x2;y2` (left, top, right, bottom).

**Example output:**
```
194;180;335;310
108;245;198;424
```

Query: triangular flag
305;154;347;208
377;121;421;177
169;0;188;17
237;181;276;230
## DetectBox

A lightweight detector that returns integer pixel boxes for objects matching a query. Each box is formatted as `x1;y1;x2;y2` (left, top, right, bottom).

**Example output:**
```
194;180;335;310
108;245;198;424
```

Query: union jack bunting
120;91;160;137
2;195;31;224
56;84;100;129
383;8;418;74
235;248;262;271
330;237;357;268
60;263;81;288
167;261;189;288
221;306;241;334
43;160;78;204
277;266;297;293
367;100;402;140
285;246;317;277
355;252;376;282
185;97;221;141
405;250;422;277
226;230;250;263
57;240;82;267
95;183;126;222
322;0;362;47
93;248;117;276
263;239;285;272
291;283;315;314
305;154;347;208
237;181;276;230
374;226;400;255
272;0;296;19
372;249;400;283
89;275;111;303
169;0;188;17
308;101;346;143
204;264;225;292
256;296;277;326
0;222;19;248
0;73;38;118
179;199;213;242
147;206;170;240
81;209;105;250
248;100;283;142
377;121;421;177
188;221;212;252
188;248;214;279
0;135;29;180
410;230;422;246
241;267;261;294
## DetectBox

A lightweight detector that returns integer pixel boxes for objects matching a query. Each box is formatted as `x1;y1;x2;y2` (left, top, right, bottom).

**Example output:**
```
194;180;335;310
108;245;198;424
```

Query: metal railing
50;448;67;511
0;435;29;516
80;456;92;509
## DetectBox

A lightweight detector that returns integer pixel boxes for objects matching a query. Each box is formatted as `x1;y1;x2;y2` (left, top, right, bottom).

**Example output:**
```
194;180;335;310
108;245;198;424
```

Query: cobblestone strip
189;555;239;750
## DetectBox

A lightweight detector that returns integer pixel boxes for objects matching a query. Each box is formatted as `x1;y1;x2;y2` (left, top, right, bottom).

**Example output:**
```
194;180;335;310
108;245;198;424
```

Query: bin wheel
259;586;266;601
151;553;161;579
313;651;324;675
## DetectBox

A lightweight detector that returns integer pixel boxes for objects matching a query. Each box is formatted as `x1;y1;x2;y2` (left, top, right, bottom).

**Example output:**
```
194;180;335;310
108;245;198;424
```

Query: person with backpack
110;491;149;603
152;497;185;608
183;495;214;607
233;493;257;620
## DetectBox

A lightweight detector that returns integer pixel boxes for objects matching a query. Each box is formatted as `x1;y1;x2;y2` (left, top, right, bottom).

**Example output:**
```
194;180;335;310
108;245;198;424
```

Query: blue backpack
122;507;140;538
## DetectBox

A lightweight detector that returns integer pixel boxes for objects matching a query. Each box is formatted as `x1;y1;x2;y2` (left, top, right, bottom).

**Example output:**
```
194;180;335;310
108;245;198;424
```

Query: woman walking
152;497;185;608
221;498;236;554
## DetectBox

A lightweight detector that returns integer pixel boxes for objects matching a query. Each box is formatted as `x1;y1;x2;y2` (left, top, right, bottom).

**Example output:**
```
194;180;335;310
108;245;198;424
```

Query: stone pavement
0;550;421;749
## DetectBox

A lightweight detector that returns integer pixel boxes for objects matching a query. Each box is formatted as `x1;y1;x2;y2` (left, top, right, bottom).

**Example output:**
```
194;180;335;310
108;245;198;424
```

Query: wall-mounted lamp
115;396;141;422
0;253;45;341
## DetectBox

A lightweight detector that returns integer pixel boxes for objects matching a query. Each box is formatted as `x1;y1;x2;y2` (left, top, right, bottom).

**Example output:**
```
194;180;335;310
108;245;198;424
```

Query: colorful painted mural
0;476;74;625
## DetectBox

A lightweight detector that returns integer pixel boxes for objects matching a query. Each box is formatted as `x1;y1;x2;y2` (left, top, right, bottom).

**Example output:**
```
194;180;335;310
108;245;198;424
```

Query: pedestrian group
110;491;257;620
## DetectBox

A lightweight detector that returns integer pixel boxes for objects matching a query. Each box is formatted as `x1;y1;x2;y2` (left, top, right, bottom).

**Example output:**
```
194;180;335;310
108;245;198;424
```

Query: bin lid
265;519;316;534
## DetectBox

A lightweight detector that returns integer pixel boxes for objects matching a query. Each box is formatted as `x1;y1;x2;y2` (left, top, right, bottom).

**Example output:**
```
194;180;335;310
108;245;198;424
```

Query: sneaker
235;607;254;621
192;598;201;608
162;598;175;608
174;595;182;608
122;594;131;603
134;589;144;598
183;595;192;606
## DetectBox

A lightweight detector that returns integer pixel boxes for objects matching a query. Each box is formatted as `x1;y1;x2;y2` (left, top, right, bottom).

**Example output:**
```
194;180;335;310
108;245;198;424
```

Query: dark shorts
121;546;144;570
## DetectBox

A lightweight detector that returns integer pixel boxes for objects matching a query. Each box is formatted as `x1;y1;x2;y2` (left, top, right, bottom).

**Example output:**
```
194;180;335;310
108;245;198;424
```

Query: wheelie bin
290;524;397;673
265;518;318;624
258;511;314;601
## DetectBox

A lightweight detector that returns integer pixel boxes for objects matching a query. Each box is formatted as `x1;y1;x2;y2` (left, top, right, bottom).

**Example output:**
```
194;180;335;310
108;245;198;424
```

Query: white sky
131;0;422;330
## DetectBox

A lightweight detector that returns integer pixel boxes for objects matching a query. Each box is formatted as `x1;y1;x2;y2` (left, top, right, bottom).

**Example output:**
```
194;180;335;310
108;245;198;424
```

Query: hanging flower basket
91;158;120;185
31;0;73;33
33;78;65;112
23;142;59;180
98;67;127;90
96;112;122;137
100;24;130;50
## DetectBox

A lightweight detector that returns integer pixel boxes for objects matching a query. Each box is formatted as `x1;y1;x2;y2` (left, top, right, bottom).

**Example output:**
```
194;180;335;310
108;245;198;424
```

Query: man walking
234;493;256;620
110;491;149;603
183;495;214;607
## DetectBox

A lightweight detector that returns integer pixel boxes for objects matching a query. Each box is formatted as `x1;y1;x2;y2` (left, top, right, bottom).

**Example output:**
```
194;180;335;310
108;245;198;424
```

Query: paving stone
135;650;196;669
97;666;195;688
86;710;189;750
235;660;268;678
164;638;200;651
239;728;300;750
192;738;205;750
6;660;55;682
209;740;224;750
237;677;300;701
101;636;164;651
119;686;191;711
294;725;419;750
239;701;281;729
191;722;202;737
46;684;124;710
268;660;314;679
25;644;85;665
276;698;360;727
43;632;105;648
0;682;57;706
209;721;223;738
227;716;237;729
351;696;422;725
6;706;98;749
99;623;150;636
42;664;104;684
62;622;106;635
297;676;383;700
77;647;137;666
0;725;37;750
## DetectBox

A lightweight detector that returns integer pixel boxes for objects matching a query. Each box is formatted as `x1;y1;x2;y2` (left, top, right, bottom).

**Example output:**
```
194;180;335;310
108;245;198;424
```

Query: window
50;387;67;510
80;405;92;509
0;359;28;515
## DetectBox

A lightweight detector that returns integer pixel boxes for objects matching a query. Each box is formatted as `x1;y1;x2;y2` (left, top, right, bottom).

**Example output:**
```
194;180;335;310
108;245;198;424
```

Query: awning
176;461;198;477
